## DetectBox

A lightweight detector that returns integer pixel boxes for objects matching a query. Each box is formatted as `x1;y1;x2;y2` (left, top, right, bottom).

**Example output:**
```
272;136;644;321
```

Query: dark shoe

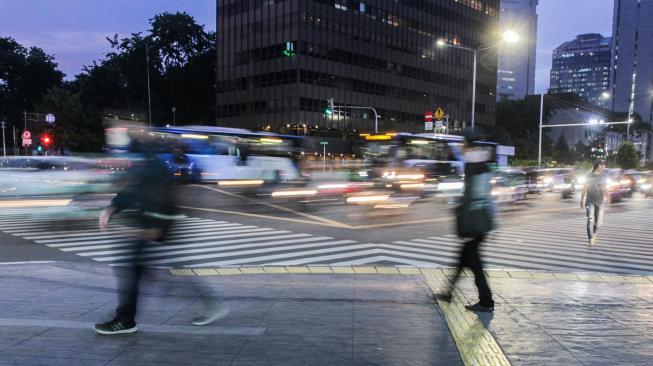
93;318;138;335
434;293;452;303
465;302;494;312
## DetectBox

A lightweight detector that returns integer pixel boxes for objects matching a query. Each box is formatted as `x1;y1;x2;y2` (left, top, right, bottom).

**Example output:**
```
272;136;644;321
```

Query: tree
615;142;640;169
573;140;591;164
37;87;104;152
553;135;572;165
495;98;553;162
0;37;63;128
75;12;215;125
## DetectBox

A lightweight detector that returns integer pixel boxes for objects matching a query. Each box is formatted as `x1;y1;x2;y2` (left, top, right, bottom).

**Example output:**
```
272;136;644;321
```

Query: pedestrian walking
580;160;609;247
436;129;495;312
93;131;227;335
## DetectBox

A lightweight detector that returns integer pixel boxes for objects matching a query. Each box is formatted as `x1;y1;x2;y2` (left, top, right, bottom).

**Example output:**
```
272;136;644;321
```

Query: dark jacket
111;156;178;227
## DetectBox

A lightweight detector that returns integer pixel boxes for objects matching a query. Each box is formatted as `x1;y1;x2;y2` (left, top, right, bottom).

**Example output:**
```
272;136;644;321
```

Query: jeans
586;202;603;239
449;235;494;307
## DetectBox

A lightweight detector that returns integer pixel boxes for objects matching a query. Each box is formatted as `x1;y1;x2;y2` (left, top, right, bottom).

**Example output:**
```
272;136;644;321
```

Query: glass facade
496;0;537;101
216;0;500;132
549;33;611;109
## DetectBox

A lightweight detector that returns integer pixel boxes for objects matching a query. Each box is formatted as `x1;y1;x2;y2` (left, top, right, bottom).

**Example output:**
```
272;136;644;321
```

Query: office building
610;0;653;123
496;0;537;101
216;0;500;132
549;33;612;109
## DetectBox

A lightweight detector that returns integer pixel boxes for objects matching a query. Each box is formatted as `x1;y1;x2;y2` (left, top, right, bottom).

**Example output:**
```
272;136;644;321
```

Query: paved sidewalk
0;263;459;366
0;263;651;365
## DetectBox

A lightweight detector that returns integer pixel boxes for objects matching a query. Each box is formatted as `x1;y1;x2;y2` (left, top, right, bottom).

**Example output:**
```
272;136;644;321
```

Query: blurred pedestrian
93;130;226;335
436;129;495;312
580;160;609;247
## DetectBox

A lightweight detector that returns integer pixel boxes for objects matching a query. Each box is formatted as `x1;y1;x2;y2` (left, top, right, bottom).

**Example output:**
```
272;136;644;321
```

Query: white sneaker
192;304;230;326
589;236;596;247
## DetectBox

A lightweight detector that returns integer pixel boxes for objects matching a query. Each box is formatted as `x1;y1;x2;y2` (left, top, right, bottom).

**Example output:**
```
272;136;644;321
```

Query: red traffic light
41;134;53;146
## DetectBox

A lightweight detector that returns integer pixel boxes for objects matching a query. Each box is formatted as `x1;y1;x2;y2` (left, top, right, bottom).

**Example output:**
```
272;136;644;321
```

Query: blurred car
640;175;653;197
491;169;529;203
159;150;201;183
624;170;652;192
605;169;633;202
525;169;545;194
0;157;115;218
0;157;113;198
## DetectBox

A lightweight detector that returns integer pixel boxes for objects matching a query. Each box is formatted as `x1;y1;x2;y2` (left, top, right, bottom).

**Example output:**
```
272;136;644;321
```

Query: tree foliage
615;142;640;169
0;37;63;126
553;135;571;164
36;87;104;152
495;99;553;162
75;12;216;125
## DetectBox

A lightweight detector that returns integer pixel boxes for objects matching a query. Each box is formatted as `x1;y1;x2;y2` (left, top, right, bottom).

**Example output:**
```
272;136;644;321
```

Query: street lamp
436;31;519;129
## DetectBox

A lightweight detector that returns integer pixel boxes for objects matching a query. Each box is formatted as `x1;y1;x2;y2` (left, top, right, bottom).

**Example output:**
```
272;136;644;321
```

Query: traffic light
40;133;52;147
325;98;334;116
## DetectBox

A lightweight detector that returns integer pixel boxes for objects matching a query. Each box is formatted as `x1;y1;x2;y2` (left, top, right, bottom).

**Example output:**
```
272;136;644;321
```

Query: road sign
424;112;433;122
435;121;443;129
320;141;329;145
425;121;433;131
434;108;445;120
22;138;32;147
22;130;31;140
45;114;56;124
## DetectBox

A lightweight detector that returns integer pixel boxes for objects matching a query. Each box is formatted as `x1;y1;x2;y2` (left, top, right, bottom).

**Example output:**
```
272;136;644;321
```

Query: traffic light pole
332;104;380;133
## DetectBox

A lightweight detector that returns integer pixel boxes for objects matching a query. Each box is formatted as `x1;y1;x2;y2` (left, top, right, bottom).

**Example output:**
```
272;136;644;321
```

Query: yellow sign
434;108;445;120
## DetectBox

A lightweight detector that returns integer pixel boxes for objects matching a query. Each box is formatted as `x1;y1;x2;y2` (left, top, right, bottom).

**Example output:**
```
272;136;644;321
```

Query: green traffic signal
37;146;43;152
325;108;333;116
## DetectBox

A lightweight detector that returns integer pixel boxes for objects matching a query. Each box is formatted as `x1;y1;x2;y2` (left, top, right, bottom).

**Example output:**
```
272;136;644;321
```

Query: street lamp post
172;107;176;126
146;41;152;127
437;31;519;130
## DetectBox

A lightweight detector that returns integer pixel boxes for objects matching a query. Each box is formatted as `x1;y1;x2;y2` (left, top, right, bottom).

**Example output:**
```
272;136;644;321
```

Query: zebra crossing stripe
488;231;653;260
91;229;305;262
420;236;653;266
404;238;653;273
36;223;244;244
494;225;653;249
188;242;374;267
71;233;315;255
61;234;311;254
139;240;362;266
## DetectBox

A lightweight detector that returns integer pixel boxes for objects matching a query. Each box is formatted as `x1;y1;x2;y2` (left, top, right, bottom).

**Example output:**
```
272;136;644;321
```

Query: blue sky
0;0;613;92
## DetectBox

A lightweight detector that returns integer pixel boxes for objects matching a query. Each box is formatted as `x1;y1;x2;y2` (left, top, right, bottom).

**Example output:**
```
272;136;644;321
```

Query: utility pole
146;41;153;127
538;94;544;168
1;121;6;157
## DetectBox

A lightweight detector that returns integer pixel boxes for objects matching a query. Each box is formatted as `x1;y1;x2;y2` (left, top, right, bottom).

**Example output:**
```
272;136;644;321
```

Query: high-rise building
216;0;500;132
610;0;653;123
549;33;612;109
496;0;537;101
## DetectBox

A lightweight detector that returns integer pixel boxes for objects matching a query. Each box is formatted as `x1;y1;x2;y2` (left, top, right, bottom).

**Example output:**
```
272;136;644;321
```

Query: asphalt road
1;185;652;273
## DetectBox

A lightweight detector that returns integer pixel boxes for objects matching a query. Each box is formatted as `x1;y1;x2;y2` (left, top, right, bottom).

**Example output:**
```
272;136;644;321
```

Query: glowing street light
436;30;520;128
502;30;520;44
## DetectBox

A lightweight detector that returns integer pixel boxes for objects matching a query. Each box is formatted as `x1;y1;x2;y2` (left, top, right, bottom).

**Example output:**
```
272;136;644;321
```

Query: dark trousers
116;217;171;323
115;239;146;322
450;235;494;307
